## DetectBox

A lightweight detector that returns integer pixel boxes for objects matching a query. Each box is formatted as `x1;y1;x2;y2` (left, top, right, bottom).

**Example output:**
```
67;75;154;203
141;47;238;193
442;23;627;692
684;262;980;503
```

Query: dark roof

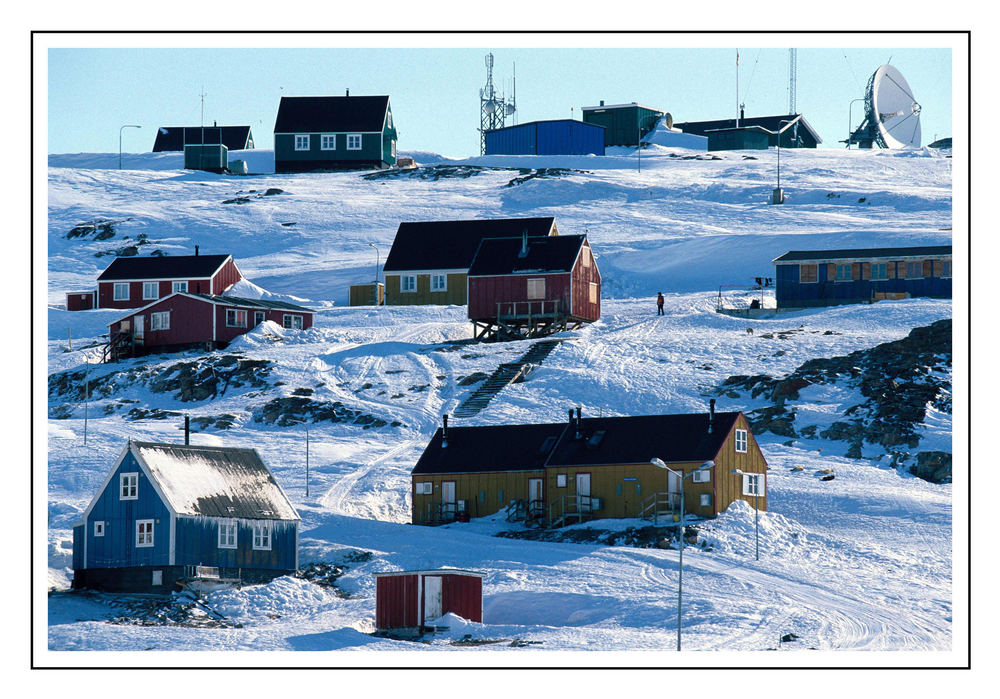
383;217;557;272
674;114;822;144
152;126;254;152
97;254;232;281
468;234;586;276
273;95;390;133
546;413;741;467
193;293;314;313
773;246;952;263
132;442;299;520
412;423;567;475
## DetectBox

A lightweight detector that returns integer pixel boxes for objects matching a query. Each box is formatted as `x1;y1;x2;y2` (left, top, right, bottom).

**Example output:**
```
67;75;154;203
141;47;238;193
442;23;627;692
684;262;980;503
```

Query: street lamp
732;468;760;561
650;457;715;651
119;125;142;170
368;242;380;305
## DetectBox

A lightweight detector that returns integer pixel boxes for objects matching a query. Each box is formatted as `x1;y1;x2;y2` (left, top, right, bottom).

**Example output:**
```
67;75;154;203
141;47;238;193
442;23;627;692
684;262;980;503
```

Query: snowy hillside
44;145;955;660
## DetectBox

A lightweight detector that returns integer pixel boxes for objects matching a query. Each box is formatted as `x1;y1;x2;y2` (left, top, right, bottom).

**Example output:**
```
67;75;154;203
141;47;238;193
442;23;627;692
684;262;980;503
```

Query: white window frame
252;521;272;551
700;493;712;508
527;278;546;300
347;133;362;150
94;521;105;537
150;311;170;331
120;473;138;500
734;429;748;453
742;473;764;497
142;281;159;300
320;134;337;151
691;469;711;483
387;112;392;129
415;482;433;495
556;474;567;487
226;309;247;327
391;140;397;158
430;274;447;292
401;275;417;293
218;519;237;549
113;283;129;301
136;519;154;548
283;314;303;330
294;134;310;151
172;281;188;293
254;310;266;326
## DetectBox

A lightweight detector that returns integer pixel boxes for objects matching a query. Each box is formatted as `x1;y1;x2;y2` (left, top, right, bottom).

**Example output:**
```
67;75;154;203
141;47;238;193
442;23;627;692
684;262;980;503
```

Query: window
152;570;163;586
136;520;154;547
120;473;138;500
150;311;169;331
113;283;129;300
172;281;188;293
581;246;591;267
556;474;567;487
321;134;336;151
835;264;852;281
283;314;303;330
402;275;417;293
700;493;713;508
415;482;433;495
387;112;392;129
871;263;888;280
735;429;748;453
430;274;447;292
799;264;818;283
497;489;504;504
218;519;237;549
254;311;265;326
527;278;546;300
226;309;247;327
252;522;272;551
294;134;310;151
692;469;711;483
589;282;598;304
142;282;159;300
742;473;764;497
347;134;362;150
94;521;105;537
906;262;923;279
942;260;952;278
391;140;397;158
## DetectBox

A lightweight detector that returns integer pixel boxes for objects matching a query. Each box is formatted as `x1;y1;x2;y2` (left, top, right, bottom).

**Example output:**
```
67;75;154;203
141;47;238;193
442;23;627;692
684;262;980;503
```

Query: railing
495;299;563;320
548;494;595;528
505;498;547;524
423;501;459;525
637;491;680;525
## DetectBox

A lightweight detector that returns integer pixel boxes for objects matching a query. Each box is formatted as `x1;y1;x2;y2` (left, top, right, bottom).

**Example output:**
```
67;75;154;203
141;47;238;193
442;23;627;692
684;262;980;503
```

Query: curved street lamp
650;457;715;651
119;124;142;170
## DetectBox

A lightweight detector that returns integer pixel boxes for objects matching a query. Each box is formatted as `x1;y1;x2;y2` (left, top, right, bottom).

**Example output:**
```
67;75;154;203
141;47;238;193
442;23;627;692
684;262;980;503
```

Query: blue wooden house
773;245;952;309
72;441;300;593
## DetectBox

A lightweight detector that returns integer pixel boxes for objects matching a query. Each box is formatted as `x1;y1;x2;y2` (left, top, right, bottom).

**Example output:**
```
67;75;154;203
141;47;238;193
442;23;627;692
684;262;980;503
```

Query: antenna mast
478;52;515;155
788;49;798;114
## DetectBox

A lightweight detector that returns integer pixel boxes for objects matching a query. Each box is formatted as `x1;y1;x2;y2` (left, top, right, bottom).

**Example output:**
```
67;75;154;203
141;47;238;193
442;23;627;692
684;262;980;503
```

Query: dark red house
106;292;314;360
373;569;484;636
93;252;243;311
467;233;601;341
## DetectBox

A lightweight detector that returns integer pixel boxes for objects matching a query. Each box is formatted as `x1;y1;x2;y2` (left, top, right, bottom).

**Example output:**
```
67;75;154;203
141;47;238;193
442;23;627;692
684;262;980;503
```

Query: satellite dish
664;112;674;129
848;64;922;148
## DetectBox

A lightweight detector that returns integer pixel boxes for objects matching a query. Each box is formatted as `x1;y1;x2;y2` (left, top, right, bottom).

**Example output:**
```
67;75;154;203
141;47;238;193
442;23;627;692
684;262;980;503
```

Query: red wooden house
93;251;243;311
373;569;484;636
106;292;314;360
467;233;601;341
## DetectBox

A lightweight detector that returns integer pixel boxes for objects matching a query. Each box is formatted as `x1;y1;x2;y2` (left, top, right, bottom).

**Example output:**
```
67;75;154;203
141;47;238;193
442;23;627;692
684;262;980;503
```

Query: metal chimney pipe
184;415;190;445
575;407;583;439
708;399;716;433
441;414;449;447
195;245;199;256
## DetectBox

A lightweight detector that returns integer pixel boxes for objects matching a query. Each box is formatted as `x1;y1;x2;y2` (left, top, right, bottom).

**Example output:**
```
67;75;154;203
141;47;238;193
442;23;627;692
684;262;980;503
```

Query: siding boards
385;272;469;306
174;517;297;571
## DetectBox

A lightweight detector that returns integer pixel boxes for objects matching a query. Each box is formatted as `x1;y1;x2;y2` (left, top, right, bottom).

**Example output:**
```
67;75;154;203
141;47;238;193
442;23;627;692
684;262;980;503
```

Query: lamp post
368;242;380;305
119;125;141;170
650;457;715;651
732;468;760;561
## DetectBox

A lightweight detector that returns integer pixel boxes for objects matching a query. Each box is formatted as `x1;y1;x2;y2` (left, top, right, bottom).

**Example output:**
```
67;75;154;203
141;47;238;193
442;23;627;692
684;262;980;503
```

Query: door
133;315;144;344
576;473;591;513
667;469;681;511
423;575;443;624
528;478;544;519
442;481;456;520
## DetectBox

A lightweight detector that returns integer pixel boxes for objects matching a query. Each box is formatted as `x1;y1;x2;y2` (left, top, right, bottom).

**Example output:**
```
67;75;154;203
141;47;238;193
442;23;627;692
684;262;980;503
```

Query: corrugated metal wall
485;121;604;156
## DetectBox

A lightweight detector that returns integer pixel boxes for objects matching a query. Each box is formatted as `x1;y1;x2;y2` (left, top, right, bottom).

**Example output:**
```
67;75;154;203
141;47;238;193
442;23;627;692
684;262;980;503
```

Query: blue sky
47;43;957;156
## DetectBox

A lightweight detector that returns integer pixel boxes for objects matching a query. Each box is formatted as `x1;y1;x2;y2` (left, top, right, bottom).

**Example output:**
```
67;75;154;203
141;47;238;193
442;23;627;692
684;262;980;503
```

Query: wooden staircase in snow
453;340;562;418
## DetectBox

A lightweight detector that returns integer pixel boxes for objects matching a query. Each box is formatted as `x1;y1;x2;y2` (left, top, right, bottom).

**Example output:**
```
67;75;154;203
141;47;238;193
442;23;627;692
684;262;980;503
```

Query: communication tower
479;53;516;155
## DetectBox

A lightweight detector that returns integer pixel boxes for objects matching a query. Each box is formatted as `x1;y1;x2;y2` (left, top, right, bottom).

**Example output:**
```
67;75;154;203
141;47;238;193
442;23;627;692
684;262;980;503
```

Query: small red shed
65;290;96;311
467;233;600;341
374;569;484;634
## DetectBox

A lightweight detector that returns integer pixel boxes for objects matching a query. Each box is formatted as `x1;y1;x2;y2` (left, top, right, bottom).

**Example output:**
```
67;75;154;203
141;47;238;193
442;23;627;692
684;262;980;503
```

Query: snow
42;144;959;664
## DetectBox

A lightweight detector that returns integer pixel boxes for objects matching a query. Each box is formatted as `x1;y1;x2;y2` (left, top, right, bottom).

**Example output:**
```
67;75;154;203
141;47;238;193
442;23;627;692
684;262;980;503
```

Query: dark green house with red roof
273;93;397;173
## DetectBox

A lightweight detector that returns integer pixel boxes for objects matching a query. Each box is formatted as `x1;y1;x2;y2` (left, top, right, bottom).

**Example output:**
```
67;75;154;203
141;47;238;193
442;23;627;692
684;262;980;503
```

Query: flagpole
736;49;740;128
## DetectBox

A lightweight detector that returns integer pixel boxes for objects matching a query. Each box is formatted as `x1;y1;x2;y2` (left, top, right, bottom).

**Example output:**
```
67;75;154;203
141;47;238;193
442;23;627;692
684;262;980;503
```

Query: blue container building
485;119;605;156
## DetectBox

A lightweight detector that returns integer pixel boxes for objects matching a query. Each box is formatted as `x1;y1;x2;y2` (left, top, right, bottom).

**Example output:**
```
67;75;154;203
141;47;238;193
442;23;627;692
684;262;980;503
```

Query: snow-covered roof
132;442;299;521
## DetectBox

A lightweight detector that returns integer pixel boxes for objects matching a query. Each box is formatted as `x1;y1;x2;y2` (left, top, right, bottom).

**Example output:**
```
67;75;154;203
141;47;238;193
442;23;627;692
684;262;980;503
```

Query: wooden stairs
453;339;562;418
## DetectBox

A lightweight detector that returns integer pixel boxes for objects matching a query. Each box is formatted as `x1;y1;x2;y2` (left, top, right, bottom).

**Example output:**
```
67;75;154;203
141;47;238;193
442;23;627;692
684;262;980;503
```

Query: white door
423;576;443;623
528;478;543;504
576;473;591;512
442;481;456;518
134;315;144;342
668;469;681;510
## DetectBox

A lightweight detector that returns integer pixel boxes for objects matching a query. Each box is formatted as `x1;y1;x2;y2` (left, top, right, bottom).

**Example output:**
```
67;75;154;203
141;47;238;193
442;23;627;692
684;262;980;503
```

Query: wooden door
134;315;144;343
423;575;443;623
576;472;591;513
442;481;456;519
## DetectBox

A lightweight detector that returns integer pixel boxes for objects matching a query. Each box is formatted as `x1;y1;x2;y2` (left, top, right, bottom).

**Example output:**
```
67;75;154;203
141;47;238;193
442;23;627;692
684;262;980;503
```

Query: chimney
708;399;716;434
518;229;529;258
600;100;604;106
441;414;449;448
346;88;350;97
184;415;190;445
575;406;583;439
213;120;217;127
194;245;199;256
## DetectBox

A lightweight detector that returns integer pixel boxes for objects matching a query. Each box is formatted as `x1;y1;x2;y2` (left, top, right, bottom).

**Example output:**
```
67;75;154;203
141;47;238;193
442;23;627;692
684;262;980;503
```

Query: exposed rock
252;396;390;429
909;451;952;484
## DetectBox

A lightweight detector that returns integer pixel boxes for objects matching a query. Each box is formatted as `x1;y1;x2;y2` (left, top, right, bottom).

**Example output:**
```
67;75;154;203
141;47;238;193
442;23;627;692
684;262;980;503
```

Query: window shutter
861;262;871;280
827;263;836;281
851;262;861;280
887;262;897;279
932;260;942;277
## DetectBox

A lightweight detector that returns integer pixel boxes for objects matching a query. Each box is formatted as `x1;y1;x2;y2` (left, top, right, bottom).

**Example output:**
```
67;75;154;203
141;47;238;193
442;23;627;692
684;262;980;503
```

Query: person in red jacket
656;292;665;315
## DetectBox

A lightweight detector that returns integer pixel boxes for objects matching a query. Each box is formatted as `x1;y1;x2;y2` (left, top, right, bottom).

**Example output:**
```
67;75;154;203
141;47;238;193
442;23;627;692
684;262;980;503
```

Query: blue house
773;245;952;309
72;441;300;593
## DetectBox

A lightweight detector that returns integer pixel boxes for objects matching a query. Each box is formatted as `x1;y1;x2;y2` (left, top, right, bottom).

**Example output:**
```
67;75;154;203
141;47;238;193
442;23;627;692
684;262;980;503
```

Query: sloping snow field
42;145;959;665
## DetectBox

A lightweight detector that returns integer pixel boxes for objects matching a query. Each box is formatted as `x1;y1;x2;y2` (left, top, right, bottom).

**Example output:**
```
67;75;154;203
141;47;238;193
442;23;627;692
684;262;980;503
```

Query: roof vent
518;230;529;258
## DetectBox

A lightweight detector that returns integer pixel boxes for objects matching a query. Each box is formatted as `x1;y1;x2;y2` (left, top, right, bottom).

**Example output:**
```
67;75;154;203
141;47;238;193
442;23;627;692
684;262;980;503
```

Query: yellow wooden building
411;404;768;527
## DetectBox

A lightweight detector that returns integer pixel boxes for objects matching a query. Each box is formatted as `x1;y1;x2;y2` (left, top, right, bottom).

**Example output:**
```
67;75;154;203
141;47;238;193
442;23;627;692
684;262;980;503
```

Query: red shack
106;292;314;361
374;569;484;635
467;233;601;341
94;251;243;310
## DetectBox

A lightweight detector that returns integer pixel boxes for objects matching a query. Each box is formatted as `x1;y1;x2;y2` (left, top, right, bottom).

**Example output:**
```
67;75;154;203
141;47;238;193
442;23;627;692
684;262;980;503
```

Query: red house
373;569;484;636
467;233;601;341
106;292;314;360
94;251;243;310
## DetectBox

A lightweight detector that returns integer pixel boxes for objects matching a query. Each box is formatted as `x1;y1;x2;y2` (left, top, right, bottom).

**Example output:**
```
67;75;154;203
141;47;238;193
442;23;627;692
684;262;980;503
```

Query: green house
580;101;664;147
273;94;397;173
